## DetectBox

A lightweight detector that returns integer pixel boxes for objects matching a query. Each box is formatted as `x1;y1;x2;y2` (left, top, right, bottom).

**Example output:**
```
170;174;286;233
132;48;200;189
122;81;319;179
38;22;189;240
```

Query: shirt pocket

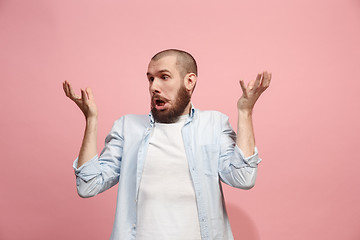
201;144;220;176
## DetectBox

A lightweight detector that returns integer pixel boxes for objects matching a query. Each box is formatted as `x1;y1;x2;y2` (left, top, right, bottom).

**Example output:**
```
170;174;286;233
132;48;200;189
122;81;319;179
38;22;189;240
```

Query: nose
149;78;161;95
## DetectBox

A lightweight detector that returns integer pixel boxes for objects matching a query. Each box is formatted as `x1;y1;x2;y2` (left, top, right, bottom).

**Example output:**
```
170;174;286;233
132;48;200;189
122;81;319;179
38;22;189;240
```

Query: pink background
1;0;359;239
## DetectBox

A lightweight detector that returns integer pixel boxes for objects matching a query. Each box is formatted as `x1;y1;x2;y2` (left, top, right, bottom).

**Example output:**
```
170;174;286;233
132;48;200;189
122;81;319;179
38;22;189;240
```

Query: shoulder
191;109;234;139
107;114;150;138
113;114;149;126
109;114;150;134
195;109;229;121
192;109;231;131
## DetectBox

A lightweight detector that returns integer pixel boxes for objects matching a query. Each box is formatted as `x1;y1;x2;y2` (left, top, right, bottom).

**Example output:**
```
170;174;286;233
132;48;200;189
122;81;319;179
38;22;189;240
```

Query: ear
183;73;197;92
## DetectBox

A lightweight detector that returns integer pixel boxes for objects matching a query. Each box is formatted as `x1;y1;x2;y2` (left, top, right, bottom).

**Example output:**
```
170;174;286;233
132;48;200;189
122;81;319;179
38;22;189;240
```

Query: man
63;49;271;240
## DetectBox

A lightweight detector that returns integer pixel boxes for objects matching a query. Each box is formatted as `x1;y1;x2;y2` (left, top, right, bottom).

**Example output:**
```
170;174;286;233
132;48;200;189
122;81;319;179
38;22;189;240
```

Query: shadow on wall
226;203;260;240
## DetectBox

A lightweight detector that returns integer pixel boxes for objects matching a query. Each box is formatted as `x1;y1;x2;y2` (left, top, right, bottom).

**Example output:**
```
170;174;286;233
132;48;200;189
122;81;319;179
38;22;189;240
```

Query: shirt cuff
73;155;101;182
233;146;262;168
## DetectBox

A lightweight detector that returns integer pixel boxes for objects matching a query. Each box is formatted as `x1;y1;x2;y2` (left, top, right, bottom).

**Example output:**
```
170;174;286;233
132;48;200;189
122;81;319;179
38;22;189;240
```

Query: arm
218;71;271;189
62;80;98;168
63;81;122;197
237;71;271;157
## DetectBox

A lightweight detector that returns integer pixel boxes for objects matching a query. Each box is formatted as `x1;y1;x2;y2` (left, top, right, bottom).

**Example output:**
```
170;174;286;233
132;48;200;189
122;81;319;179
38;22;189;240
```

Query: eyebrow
146;69;171;76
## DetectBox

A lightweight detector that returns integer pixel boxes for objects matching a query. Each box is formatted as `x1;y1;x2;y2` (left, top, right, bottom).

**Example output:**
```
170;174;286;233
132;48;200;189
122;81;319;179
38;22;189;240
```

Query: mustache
152;94;169;102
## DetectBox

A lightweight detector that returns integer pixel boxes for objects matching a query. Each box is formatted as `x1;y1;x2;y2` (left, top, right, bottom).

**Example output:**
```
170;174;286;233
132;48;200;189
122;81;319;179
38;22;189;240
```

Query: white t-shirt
136;115;201;240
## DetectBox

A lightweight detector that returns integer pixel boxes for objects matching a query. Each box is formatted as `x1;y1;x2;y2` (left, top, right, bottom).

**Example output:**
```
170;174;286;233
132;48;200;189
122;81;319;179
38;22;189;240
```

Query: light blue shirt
73;106;261;240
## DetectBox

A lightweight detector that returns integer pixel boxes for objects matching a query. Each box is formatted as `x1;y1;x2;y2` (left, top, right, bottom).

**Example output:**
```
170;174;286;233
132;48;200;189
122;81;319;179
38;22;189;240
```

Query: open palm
237;71;271;112
62;80;98;119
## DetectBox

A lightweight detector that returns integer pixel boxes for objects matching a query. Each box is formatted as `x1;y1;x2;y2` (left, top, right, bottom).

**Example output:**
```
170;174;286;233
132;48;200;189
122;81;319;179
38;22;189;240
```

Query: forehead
147;55;179;75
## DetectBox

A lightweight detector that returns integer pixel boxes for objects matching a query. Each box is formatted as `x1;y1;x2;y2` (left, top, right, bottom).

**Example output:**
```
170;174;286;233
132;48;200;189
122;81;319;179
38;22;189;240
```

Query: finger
68;82;80;100
261;72;271;89
266;72;272;86
62;81;68;96
81;89;88;103
254;73;262;88
64;81;72;97
86;88;94;101
239;80;248;97
266;72;272;87
260;72;268;85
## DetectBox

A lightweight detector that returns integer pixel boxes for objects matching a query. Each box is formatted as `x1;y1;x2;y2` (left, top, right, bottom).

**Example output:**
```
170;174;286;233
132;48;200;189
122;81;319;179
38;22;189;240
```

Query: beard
151;84;191;123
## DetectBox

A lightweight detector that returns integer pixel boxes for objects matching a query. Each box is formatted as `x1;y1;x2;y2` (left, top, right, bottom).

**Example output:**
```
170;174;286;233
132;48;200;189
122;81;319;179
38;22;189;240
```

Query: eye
148;77;154;82
161;75;169;80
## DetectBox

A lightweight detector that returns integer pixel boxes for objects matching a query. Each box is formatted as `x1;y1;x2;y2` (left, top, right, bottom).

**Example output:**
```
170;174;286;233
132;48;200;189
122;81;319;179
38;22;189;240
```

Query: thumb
239;80;248;98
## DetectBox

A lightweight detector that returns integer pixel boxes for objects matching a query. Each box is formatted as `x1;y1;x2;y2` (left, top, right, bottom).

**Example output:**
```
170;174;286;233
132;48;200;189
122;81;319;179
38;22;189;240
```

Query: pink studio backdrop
1;0;359;239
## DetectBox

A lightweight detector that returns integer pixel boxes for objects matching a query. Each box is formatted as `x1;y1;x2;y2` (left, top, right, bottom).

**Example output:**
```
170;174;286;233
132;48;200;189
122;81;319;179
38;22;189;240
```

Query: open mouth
152;96;169;110
155;99;166;106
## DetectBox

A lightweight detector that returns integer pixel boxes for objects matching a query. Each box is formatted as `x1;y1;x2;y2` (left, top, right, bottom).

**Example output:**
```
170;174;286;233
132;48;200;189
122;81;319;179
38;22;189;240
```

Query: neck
181;102;192;116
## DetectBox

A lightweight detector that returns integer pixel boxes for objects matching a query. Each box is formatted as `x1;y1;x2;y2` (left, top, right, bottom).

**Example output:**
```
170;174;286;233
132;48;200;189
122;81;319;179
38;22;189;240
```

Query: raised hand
62;80;98;119
237;71;271;113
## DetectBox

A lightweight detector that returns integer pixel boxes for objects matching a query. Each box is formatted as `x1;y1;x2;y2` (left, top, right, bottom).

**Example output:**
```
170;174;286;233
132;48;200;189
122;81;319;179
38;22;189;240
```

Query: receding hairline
151;49;198;77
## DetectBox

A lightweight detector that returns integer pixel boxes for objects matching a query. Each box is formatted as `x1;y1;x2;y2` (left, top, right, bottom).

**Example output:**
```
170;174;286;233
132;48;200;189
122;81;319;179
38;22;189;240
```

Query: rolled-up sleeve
232;145;262;168
73;155;101;182
218;114;262;189
72;118;124;198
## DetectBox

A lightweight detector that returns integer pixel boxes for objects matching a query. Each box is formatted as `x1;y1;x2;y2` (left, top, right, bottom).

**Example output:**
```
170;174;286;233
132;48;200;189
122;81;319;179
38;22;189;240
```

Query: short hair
151;49;198;78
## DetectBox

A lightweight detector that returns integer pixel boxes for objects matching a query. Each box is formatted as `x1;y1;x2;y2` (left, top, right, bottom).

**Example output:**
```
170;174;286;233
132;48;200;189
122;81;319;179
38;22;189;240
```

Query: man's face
147;55;191;123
